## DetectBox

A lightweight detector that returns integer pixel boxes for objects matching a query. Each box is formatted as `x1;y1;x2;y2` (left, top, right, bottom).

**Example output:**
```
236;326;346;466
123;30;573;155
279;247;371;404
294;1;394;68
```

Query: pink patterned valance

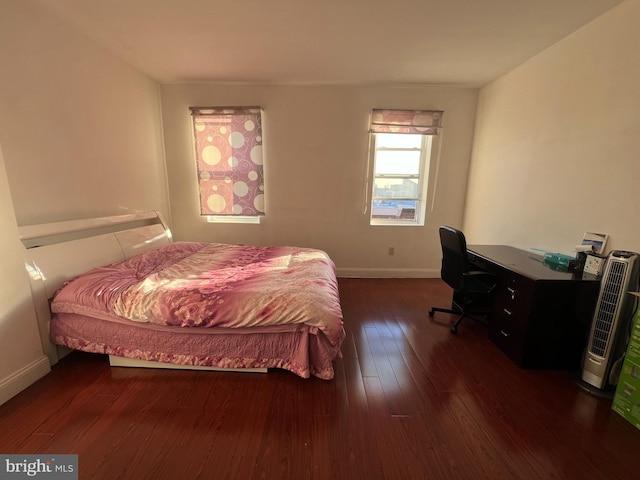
370;109;444;135
190;107;264;217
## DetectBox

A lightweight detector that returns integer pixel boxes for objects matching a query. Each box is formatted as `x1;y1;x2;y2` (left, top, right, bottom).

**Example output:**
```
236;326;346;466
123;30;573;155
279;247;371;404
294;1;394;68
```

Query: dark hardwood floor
2;278;640;479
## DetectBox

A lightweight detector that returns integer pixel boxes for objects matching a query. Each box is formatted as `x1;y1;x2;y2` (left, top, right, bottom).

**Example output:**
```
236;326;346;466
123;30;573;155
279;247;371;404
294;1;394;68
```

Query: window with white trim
190;107;265;223
368;109;443;226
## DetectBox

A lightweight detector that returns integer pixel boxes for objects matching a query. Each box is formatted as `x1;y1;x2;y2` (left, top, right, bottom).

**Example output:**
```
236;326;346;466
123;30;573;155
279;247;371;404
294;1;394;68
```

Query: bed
19;211;345;379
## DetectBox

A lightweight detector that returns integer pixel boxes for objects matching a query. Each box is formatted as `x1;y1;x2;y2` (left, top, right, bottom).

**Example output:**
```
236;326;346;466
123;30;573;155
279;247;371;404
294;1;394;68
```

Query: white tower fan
581;250;640;391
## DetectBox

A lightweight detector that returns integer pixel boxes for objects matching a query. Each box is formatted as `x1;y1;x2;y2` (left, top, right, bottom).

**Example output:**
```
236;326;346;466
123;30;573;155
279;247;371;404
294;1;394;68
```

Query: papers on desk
581;232;608;255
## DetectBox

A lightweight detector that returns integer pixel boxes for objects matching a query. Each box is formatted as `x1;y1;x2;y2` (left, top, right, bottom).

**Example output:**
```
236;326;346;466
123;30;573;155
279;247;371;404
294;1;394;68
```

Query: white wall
0;0;170;226
0;1;170;403
464;0;640;255
161;84;478;277
0;143;50;406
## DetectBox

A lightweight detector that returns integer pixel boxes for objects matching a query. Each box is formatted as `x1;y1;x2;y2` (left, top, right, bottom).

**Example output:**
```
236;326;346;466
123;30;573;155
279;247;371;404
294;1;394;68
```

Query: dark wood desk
467;245;601;369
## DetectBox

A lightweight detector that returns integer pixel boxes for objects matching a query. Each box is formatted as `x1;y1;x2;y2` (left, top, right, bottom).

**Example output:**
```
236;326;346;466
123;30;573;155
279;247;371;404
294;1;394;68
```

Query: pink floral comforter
51;242;345;348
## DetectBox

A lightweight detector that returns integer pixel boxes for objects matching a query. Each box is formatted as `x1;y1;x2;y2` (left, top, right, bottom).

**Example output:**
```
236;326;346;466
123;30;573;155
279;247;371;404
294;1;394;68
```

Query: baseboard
336;267;440;278
0;355;51;406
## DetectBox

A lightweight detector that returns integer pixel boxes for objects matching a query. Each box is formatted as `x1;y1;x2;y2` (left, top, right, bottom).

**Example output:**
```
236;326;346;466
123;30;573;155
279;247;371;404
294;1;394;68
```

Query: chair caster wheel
428;310;434;317
450;326;458;334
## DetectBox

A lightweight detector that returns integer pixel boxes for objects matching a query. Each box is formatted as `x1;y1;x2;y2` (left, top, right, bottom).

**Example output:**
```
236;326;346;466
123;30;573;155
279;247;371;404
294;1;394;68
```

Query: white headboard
19;211;173;364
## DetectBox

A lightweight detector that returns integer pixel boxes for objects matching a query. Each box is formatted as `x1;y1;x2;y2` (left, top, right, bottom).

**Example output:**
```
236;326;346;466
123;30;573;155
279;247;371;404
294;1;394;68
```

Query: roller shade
370;109;444;135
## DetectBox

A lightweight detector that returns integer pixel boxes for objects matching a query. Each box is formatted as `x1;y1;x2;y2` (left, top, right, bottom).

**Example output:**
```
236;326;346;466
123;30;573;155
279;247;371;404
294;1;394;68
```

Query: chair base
428;306;489;334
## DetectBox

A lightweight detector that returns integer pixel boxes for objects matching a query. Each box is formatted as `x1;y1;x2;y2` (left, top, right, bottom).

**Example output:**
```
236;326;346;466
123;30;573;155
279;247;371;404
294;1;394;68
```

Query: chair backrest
438;226;469;291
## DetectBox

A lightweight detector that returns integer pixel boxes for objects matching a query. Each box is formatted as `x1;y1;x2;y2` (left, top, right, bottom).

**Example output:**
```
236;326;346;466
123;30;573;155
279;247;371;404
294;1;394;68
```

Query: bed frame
19;211;266;373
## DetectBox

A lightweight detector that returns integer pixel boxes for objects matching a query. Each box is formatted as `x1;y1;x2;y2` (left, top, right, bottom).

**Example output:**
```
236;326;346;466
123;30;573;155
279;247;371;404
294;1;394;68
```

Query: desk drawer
490;306;528;365
492;274;534;322
489;274;535;366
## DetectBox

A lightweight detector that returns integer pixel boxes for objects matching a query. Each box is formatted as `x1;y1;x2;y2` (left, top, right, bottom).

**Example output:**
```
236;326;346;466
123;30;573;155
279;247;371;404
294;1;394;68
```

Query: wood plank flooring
2;278;640;479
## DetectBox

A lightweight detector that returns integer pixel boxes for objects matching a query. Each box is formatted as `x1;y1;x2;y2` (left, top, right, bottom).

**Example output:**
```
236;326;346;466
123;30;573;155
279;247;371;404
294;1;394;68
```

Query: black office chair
428;226;496;334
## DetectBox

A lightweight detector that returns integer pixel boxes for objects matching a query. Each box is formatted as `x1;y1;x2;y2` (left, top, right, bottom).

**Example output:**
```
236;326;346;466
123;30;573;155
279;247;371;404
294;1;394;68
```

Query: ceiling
38;0;624;87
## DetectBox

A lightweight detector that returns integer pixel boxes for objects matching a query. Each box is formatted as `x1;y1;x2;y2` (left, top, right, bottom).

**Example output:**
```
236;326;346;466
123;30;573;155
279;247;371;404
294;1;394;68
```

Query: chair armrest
463;270;497;292
464;270;495;279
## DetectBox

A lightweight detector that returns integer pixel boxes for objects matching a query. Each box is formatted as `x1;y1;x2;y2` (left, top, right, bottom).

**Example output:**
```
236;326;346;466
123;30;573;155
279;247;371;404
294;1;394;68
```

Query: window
368;109;443;226
190;107;264;222
371;133;431;224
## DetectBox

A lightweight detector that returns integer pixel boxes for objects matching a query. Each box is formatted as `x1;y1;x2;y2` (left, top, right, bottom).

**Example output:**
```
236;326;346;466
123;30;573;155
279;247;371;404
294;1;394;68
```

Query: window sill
206;215;262;224
370;220;424;227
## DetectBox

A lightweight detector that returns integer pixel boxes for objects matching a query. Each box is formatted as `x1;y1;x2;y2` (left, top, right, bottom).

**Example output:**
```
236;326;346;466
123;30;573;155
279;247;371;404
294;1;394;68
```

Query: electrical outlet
388;246;395;256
